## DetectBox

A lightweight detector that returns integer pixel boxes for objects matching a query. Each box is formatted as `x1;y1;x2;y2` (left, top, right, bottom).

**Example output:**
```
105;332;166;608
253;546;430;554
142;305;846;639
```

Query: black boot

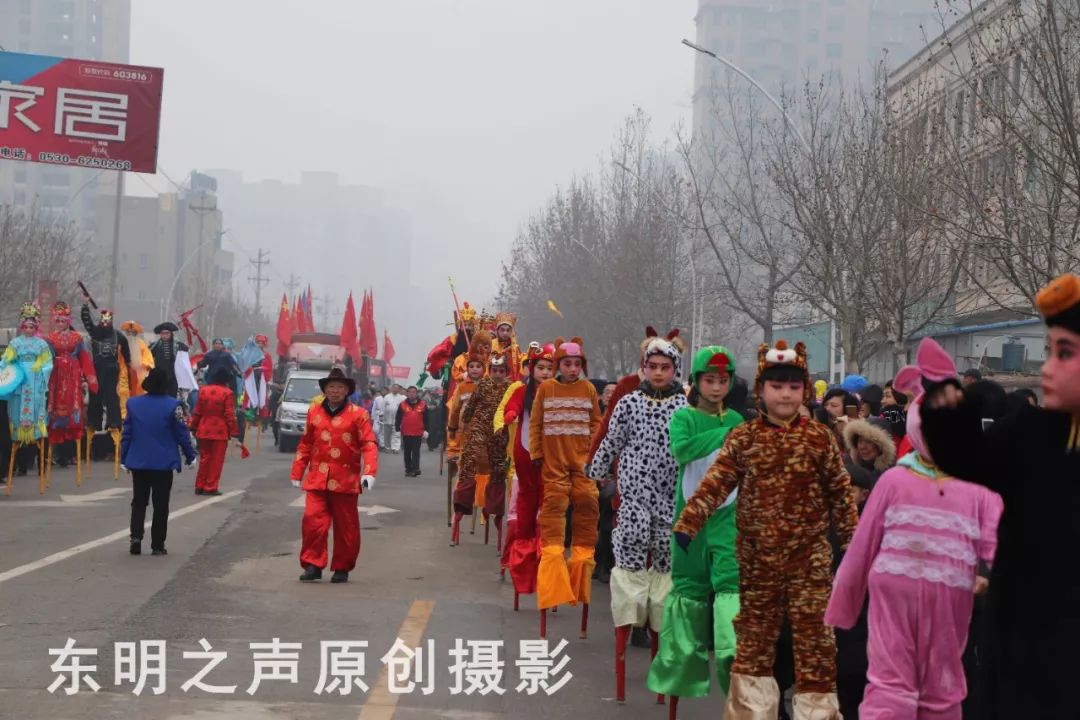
129;537;141;555
299;565;322;582
151;548;167;556
331;570;349;584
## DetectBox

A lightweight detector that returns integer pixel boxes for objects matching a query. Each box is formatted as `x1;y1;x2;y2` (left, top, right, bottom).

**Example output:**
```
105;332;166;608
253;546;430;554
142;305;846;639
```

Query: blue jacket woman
121;367;196;555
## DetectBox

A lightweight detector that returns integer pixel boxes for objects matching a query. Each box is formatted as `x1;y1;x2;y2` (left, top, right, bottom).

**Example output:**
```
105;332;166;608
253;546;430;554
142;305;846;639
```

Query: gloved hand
422;431;429;440
290;479;301;489
187;458;197;471
361;475;376;491
674;532;692;553
120;464;129;474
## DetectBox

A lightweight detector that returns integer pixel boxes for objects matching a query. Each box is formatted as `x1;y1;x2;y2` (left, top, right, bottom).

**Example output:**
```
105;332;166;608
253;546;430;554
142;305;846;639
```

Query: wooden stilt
6;441;17;495
44;441;53;490
37;440;45;495
111;429;121;481
470;508;478;535
484;518;490;545
85;432;91;478
513;591;520;611
256;422;262;452
580;603;589;639
75;436;82;487
539;609;547;639
615;625;631;702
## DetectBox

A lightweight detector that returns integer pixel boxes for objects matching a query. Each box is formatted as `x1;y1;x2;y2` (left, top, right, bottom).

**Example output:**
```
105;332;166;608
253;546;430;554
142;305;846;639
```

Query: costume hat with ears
893;338;958;463
755;339;812;405
526;341;556;368
553;336;588;375
643;329;686;379
466;328;493;367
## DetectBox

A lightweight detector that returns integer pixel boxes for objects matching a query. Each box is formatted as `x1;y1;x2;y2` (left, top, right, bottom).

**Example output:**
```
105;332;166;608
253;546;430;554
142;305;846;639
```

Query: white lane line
0;490;243;586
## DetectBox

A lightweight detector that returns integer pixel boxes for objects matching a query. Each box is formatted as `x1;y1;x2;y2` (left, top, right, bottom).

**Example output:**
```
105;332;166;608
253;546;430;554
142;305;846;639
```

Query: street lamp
161;229;229;323
682;39;811;153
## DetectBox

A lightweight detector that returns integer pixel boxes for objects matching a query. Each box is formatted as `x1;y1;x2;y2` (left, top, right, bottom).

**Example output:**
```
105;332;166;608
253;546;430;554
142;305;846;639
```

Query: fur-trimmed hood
843;418;897;472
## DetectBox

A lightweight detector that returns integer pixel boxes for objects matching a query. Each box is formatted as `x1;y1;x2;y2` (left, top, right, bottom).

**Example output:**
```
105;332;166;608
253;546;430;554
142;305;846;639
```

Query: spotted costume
589;336;687;630
673;340;858;720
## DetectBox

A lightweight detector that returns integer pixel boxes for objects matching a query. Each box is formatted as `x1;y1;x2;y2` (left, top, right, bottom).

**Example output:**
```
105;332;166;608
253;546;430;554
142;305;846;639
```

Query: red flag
383;329;396;367
292;295;304;337
275;293;292;356
305;285;315;333
360;289;379;358
340;292;360;365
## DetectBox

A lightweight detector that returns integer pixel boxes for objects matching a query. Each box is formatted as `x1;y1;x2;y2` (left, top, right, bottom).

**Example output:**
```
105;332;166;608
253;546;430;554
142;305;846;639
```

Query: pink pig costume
826;339;1003;719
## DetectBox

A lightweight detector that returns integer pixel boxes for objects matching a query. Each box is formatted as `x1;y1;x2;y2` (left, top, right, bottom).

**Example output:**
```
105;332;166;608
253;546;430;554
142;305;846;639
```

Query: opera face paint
1042;326;1080;414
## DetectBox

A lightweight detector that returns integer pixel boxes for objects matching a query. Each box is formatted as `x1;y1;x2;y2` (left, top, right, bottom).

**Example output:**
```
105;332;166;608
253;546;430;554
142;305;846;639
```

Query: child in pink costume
826;338;1002;720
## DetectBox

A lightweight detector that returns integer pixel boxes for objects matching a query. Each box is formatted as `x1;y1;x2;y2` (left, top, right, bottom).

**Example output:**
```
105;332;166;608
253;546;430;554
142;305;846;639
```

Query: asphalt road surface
0;431;728;719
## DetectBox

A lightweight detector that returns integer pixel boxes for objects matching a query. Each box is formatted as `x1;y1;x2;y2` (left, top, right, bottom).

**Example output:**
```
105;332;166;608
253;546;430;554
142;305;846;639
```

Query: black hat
154;322;179;334
142;367;171;395
319;367;356;395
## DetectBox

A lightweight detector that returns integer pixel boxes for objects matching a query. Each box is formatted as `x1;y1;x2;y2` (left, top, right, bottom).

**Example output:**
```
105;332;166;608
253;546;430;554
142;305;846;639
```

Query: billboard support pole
107;171;124;309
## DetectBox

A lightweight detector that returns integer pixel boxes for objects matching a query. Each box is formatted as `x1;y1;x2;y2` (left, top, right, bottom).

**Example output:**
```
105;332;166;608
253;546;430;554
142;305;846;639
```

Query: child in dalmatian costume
589;333;688;702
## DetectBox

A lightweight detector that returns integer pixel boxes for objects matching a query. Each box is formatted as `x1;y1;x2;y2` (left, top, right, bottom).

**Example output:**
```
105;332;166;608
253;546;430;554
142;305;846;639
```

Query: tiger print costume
455;373;510;516
673;340;859;720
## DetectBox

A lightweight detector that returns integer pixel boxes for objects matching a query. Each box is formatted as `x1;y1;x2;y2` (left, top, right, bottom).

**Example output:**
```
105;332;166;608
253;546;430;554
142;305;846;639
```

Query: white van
275;369;324;452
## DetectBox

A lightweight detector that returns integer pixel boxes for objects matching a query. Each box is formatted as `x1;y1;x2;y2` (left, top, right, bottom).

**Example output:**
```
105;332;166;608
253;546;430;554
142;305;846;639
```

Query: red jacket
190;384;239;440
395;399;428;437
291;401;378;495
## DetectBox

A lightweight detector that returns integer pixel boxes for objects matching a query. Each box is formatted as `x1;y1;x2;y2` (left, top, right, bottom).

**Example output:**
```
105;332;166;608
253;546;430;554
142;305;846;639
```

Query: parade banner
0;51;164;173
369;365;411;380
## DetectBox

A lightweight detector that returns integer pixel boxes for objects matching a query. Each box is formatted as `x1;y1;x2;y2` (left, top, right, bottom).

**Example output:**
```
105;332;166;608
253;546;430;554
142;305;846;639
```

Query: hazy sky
130;0;698;342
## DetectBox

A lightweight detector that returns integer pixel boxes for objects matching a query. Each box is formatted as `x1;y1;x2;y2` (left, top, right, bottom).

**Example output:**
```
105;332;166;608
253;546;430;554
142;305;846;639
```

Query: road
0;432;727;719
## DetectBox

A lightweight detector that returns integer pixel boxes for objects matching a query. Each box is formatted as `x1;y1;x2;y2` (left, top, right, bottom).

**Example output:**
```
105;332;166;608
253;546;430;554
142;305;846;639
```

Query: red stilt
513;591;520;611
540;609;547;638
450;512;463;546
615;625;630;702
669;696;679;719
580;603;589;639
650;629;665;704
484;517;490;545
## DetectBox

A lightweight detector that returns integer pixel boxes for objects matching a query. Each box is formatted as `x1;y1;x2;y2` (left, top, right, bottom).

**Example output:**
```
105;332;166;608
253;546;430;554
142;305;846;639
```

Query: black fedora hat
319;367;356;395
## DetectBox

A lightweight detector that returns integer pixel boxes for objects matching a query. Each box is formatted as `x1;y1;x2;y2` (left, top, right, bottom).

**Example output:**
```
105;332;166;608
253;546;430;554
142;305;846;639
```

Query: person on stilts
590;332;688;703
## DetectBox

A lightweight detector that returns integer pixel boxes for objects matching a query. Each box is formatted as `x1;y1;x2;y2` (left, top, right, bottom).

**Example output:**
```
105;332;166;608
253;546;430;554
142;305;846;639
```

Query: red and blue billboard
0;51;163;173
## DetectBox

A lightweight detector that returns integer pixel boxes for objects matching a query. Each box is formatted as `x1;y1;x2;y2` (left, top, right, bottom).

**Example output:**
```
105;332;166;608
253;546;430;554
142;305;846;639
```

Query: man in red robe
290;368;378;583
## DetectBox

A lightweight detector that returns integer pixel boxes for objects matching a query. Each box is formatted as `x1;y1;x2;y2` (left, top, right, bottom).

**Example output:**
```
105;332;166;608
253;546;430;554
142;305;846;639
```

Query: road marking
289;496;399;515
59;487;131;503
0;486;132;508
357;599;435;720
0;490;243;586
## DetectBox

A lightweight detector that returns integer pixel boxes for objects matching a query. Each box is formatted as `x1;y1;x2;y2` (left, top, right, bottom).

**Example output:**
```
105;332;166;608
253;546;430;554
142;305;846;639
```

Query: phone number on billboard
38;152;133;170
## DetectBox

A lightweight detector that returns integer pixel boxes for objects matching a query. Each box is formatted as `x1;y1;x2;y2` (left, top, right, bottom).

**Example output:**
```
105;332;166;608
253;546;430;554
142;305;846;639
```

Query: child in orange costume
529;337;602;609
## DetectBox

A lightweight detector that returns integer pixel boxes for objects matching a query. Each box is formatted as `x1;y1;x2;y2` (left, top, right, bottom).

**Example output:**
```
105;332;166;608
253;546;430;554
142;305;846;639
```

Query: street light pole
161;229;228;324
682;39;811;153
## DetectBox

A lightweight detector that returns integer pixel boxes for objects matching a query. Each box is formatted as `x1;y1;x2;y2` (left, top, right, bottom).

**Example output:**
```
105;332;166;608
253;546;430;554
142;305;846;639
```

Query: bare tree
677;81;809;346
497;110;696;377
0;203;97;327
919;0;1080;314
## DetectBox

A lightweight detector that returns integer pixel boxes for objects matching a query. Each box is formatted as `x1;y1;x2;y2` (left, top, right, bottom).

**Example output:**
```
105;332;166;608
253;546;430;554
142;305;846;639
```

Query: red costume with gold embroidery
46;302;98;444
291;398;379;572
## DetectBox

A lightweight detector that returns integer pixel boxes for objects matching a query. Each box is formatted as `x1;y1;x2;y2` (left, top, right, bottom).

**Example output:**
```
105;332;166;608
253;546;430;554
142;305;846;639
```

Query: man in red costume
46;302;98;467
290;367;379;584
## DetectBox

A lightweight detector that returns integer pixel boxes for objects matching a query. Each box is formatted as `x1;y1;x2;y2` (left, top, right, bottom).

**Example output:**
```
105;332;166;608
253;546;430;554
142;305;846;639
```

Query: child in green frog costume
647;345;743;702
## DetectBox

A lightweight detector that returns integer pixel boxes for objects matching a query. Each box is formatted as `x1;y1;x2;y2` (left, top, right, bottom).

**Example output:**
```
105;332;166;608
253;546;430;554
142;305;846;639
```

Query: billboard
369;364;411;379
0;51;164;173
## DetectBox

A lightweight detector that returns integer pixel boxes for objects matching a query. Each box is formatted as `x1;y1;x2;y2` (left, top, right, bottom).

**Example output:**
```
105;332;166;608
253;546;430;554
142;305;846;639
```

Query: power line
248;248;271;316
